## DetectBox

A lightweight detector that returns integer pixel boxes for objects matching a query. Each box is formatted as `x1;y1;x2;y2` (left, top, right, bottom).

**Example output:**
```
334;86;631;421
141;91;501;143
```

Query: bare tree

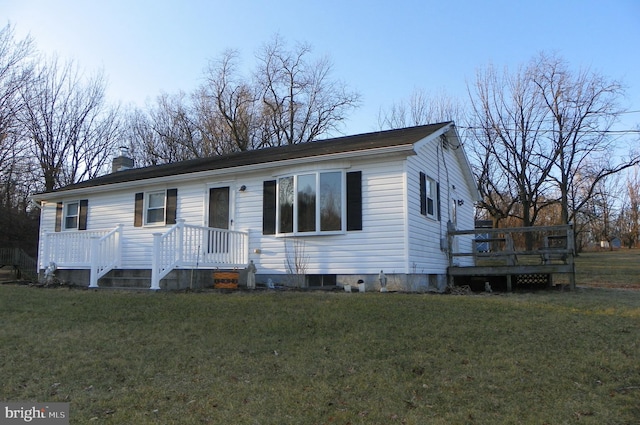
0;24;39;253
532;53;640;226
255;35;360;147
197;49;258;153
130;36;360;165
19;56;120;191
465;52;638;248
125;106;160;166
0;23;34;189
377;88;464;130
617;166;640;248
467;61;557;235
577;172;622;250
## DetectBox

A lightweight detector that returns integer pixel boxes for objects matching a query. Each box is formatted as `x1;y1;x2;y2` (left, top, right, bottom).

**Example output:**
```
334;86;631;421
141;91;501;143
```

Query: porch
447;224;576;291
40;219;249;289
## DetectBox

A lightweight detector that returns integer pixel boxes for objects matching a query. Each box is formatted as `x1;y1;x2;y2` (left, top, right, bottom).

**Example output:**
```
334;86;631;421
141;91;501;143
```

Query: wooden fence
0;248;38;281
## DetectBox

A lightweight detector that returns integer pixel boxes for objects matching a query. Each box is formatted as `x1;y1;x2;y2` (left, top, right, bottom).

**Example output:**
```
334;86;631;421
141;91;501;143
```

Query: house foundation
41;268;448;292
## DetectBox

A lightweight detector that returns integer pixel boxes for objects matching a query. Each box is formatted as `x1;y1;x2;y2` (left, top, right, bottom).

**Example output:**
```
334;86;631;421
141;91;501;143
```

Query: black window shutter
436;182;441;221
419;172;427;216
346;171;362;231
55;202;63;232
78;200;89;230
134;193;144;227
166;189;178;224
263;180;276;235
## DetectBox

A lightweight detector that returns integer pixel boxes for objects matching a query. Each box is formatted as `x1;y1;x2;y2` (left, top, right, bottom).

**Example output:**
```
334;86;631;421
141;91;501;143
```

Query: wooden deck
447;225;576;291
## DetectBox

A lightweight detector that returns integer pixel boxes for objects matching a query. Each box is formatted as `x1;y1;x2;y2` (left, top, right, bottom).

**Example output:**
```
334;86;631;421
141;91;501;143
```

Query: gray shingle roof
43;122;452;194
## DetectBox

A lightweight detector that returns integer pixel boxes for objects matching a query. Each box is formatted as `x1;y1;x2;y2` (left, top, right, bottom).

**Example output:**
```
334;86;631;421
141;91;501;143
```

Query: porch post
89;236;100;288
176;219;185;266
150;233;162;290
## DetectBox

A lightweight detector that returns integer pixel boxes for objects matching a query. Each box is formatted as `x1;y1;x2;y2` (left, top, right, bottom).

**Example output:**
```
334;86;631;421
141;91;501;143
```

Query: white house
31;122;480;291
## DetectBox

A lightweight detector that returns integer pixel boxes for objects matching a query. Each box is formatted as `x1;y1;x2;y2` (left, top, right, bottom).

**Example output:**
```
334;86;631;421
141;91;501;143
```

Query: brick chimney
112;146;134;172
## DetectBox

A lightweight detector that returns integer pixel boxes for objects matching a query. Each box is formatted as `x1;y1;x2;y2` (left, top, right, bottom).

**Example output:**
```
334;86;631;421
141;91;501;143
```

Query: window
320;172;342;231
134;189;178;227
264;171;361;235
297;174;316;232
279;176;294;233
420;172;439;219
65;202;79;229
146;191;166;224
55;200;88;231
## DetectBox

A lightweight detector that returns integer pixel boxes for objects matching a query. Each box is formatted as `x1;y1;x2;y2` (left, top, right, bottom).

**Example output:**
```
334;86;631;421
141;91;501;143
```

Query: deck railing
447;224;576;290
151;220;249;290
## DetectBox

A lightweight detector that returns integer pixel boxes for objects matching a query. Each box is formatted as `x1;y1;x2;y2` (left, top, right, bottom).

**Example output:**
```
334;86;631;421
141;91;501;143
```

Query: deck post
150;233;162;290
567;224;576;290
176;219;185;266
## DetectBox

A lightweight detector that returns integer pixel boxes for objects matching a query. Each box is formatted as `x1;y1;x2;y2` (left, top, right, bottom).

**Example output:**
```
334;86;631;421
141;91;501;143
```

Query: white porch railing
89;224;124;288
151;219;249;290
41;225;123;288
42;220;247;290
41;228;116;268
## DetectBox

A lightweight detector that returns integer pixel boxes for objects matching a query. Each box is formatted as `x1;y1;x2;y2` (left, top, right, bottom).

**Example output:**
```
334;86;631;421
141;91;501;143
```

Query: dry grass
1;284;639;424
574;249;640;289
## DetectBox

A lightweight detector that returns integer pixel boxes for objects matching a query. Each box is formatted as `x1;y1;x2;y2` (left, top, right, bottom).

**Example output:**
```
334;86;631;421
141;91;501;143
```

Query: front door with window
208;187;230;253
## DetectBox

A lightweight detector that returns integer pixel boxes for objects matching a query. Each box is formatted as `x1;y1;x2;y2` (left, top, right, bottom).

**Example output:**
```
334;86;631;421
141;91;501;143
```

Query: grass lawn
1;283;639;424
573;249;640;290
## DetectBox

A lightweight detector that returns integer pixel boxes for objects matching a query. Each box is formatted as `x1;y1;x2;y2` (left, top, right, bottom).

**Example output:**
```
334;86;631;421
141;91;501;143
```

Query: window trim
56;199;88;231
420;172;439;220
276;170;347;236
144;190;167;226
64;201;80;230
263;170;362;236
134;189;178;227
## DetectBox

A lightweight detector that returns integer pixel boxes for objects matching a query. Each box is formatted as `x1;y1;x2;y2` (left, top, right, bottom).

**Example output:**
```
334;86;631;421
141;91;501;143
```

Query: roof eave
30;144;416;201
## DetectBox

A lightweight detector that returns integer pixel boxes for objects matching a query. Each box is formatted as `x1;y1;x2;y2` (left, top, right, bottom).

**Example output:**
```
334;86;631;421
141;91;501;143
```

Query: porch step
98;276;152;288
96;268;239;290
98;269;159;289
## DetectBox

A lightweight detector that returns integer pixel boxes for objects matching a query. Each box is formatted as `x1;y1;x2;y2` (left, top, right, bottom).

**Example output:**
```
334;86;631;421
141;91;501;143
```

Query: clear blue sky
3;0;640;136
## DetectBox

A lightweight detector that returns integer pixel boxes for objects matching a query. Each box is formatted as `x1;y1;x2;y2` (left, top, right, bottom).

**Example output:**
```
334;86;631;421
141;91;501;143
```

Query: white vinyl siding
407;138;476;271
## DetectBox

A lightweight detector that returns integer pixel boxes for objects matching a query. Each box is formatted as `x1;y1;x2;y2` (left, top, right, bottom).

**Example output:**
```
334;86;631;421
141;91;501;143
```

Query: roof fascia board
411;122;482;203
411;122;453;151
